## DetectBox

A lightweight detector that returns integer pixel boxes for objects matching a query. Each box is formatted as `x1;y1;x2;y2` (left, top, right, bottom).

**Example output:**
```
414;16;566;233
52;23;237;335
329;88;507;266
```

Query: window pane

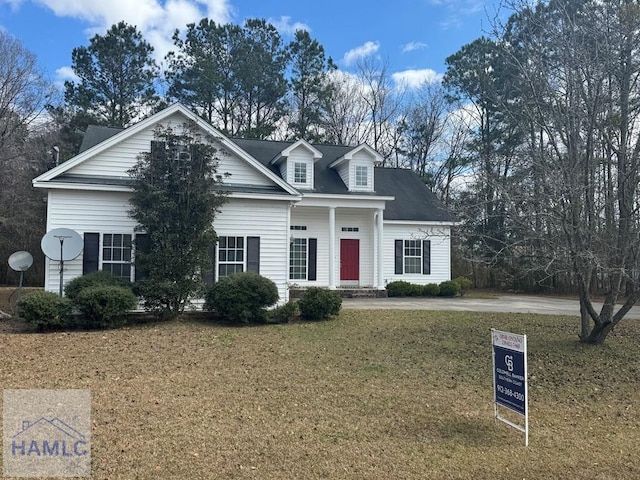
218;236;244;279
405;257;421;274
102;234;132;280
289;238;307;280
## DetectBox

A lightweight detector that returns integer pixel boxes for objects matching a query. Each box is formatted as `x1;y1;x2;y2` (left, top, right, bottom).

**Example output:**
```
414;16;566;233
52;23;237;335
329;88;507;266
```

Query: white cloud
392;68;443;89
55;65;79;83
401;41;427;53
27;0;232;64
269;15;310;36
342;41;380;66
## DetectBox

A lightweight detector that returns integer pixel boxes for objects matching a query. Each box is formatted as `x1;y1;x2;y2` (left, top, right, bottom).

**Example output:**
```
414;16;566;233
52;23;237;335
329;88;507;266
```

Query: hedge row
386;277;472;298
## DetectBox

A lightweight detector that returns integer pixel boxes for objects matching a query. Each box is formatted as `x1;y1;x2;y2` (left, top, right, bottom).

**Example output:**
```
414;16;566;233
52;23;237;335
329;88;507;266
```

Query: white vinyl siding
213;199;289;300
44;190;140;294
383;224;451;285
68;112;275;188
43;190;291;301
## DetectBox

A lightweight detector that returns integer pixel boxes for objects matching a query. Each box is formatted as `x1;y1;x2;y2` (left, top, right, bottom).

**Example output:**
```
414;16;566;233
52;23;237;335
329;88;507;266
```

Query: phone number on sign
496;384;524;401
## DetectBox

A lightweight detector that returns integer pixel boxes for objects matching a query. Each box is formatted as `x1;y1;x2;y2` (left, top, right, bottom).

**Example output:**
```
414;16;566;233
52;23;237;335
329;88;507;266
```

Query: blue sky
0;0;502;91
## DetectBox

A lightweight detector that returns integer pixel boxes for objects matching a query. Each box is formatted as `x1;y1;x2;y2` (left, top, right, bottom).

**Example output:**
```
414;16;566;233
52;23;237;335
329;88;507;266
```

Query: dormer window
269;140;322;190
294;162;307;184
355;166;368;187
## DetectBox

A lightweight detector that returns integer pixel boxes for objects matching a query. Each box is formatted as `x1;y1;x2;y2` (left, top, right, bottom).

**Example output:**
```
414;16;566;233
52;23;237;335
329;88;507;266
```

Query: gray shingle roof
77;126;455;223
230;138;455;222
79;125;124;153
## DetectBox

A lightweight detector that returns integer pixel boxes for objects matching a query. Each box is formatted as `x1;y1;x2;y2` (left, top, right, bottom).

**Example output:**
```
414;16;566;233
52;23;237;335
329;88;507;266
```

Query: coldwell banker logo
3;390;91;477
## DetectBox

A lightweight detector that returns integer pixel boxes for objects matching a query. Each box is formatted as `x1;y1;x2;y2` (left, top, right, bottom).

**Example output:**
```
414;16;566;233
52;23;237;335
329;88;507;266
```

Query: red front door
340;239;360;281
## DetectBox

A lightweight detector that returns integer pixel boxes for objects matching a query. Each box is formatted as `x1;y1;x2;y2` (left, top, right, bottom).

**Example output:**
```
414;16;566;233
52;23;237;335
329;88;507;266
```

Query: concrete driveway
342;294;640;319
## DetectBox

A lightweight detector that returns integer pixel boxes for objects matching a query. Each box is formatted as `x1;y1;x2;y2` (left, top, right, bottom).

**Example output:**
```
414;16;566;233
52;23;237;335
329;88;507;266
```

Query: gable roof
33;104;299;196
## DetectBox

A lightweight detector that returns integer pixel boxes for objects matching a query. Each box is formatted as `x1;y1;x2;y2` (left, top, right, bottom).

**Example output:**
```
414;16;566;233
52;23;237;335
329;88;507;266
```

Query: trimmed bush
17;290;71;331
267;301;299;324
453;276;473;296
65;270;130;301
386;281;414;297
438;280;460;297
72;285;138;329
422;283;441;296
204;272;279;324
298;287;342;321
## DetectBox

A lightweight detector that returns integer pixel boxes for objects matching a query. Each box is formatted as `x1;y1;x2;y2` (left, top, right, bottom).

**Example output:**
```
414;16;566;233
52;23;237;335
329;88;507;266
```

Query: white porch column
376;208;384;289
328;206;336;289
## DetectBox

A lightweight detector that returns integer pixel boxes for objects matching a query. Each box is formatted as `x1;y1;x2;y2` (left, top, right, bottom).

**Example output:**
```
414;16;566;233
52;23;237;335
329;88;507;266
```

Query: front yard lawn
1;310;639;479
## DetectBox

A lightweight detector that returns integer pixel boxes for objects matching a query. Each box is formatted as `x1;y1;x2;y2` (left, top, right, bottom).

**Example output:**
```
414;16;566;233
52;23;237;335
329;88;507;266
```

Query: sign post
492;329;528;446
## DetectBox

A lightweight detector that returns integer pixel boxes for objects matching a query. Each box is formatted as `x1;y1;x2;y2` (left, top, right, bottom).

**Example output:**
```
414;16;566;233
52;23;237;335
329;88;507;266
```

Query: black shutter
247;236;260;274
202;243;217;285
394;240;403;274
308;238;317;281
83;233;100;274
422;240;431;275
134;234;150;282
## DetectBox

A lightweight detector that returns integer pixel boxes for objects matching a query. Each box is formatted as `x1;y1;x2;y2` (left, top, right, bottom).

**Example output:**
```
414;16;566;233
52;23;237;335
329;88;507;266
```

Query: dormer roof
269;139;323;165
328;144;382;168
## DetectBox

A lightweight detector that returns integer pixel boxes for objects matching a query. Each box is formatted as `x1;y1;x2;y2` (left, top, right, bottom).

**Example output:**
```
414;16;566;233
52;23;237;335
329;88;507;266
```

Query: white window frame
404;239;422;274
293;162;307;184
289;237;308;280
218;236;244;278
355;165;368;187
102;233;132;280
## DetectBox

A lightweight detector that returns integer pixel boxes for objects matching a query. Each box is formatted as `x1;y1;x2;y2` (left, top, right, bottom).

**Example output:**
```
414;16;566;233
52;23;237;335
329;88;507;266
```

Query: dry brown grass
1;308;639;479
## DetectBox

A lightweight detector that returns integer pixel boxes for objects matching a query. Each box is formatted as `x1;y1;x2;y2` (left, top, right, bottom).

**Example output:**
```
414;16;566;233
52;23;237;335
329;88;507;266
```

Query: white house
33;103;456;302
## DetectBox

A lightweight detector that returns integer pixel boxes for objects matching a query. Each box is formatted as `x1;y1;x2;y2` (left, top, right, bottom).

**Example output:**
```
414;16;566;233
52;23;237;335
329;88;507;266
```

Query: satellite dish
8;251;33;272
41;228;83;261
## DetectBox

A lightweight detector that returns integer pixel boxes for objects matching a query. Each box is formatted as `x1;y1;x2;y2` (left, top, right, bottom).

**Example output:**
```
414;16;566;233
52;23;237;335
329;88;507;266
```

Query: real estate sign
492;329;529;446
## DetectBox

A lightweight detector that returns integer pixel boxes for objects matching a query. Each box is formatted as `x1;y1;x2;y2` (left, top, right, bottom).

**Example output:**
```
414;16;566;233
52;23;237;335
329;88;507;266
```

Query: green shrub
71;285;138;329
298;288;342;321
204;272;279;324
267;301;299;324
386;281;414;297
134;278;199;319
453;276;473;296
422;283;441;296
65;270;130;301
17;290;71;331
438;280;460;297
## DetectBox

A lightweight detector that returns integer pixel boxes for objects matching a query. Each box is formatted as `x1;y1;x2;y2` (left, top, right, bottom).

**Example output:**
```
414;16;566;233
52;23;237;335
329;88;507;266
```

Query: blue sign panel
493;345;526;415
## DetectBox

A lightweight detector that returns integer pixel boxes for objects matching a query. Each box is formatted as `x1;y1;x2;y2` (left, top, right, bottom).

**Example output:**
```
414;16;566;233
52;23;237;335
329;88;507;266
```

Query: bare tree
0;31;54;157
356;57;405;163
0;32;54;285
323;70;370;146
497;0;640;344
